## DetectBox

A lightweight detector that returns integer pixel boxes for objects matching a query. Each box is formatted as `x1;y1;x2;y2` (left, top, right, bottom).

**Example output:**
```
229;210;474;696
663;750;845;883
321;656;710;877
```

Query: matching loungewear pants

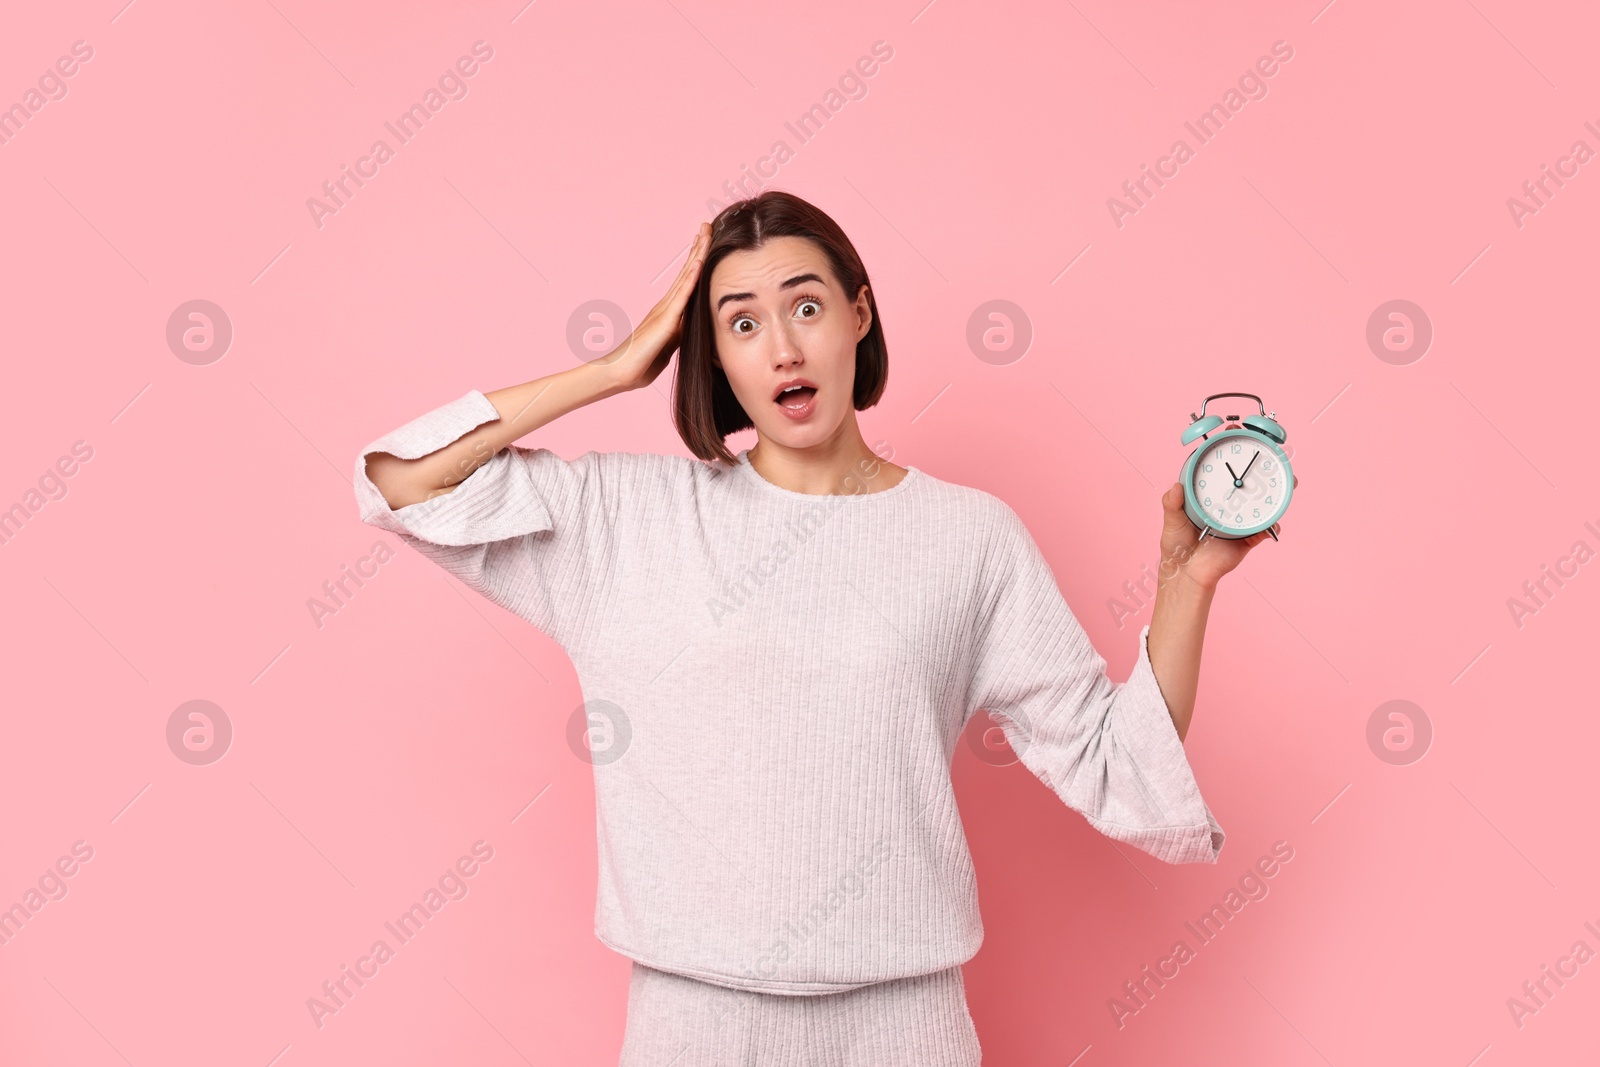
617;961;982;1066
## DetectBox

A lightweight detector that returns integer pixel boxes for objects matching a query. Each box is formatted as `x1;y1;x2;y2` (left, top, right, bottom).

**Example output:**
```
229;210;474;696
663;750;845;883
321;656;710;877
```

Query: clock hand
1225;452;1261;501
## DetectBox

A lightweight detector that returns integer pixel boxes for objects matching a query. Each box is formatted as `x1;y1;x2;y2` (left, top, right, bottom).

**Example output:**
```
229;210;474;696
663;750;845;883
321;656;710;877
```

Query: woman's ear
854;285;872;343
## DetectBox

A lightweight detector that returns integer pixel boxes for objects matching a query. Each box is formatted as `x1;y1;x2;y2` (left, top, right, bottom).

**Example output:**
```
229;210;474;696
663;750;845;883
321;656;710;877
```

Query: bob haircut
673;190;889;466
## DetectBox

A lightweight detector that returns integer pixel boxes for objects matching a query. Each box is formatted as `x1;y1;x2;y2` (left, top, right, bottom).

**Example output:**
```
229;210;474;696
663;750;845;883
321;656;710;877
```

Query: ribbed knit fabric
617;962;980;1066
353;389;1226;996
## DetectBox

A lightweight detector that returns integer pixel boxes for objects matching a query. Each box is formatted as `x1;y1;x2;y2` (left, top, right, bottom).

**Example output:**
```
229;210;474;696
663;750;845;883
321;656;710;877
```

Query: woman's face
707;235;872;451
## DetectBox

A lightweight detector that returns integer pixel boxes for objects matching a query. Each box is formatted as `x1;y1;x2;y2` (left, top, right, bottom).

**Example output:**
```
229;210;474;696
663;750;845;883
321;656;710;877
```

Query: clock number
1203;496;1211;507
1199;479;1206;489
1234;512;1243;523
1270;478;1277;487
1262;460;1273;471
1265;495;1273;505
1203;463;1213;473
1231;443;1242;453
1253;507;1260;518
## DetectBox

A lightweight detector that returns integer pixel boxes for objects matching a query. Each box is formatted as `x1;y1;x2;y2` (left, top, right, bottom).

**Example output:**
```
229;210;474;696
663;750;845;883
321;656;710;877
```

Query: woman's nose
770;322;802;367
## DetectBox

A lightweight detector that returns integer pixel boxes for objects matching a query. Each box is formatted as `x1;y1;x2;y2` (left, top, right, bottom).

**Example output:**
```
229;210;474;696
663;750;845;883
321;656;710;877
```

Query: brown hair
672;190;889;465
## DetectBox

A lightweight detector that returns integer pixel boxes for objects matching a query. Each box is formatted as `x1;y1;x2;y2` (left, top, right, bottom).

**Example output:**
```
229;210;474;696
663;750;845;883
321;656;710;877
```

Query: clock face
1191;434;1290;533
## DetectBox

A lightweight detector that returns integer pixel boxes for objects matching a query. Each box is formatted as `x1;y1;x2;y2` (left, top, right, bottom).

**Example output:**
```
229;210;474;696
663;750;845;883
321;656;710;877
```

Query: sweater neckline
735;448;922;501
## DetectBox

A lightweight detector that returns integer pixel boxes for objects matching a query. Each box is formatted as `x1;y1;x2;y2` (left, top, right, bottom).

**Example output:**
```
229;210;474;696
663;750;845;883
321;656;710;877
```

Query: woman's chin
755;413;841;450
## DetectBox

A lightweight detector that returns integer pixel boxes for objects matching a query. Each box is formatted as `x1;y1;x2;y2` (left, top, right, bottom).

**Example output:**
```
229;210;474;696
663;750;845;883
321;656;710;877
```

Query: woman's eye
729;296;822;334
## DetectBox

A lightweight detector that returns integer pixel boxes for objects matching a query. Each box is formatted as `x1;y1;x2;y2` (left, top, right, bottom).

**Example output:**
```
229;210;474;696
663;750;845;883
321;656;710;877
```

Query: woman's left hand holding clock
1158;473;1298;593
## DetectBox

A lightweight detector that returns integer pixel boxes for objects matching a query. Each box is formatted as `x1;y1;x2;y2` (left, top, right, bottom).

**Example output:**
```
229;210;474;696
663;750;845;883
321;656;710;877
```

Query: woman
354;191;1286;1065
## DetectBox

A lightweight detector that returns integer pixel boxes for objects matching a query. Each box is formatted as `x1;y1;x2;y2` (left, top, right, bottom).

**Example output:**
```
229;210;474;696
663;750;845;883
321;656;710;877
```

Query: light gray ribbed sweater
353;389;1225;995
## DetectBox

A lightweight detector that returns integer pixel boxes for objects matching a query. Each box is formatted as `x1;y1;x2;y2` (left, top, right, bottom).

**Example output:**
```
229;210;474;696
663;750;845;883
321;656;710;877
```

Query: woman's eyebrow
714;273;826;313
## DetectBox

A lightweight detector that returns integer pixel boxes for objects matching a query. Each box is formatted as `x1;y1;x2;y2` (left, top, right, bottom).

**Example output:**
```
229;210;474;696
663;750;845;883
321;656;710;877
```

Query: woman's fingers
1246;522;1281;548
659;225;708;319
648;225;708;326
675;224;709;292
603;224;712;391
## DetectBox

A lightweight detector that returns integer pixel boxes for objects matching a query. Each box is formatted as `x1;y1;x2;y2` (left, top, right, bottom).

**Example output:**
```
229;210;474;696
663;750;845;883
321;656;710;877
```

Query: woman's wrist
1168;567;1218;596
568;357;633;403
1155;564;1217;610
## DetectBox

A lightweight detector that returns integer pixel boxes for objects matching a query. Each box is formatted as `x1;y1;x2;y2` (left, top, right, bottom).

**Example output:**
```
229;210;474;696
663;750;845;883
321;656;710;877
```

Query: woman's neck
746;433;908;496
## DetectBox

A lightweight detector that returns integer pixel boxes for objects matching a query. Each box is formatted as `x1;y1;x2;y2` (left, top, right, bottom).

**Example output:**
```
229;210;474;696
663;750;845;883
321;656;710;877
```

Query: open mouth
775;385;818;410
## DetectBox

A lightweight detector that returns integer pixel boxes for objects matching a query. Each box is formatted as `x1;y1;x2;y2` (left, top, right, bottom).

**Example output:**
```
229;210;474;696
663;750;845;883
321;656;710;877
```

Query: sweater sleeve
352;389;619;645
965;507;1225;865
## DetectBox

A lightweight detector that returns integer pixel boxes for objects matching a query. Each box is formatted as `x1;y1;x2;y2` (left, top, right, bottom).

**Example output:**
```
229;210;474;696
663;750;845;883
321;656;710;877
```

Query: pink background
3;0;1597;1063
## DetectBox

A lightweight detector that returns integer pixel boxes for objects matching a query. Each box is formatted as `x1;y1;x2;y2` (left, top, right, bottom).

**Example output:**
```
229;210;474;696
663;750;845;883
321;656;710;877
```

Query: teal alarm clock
1179;392;1293;540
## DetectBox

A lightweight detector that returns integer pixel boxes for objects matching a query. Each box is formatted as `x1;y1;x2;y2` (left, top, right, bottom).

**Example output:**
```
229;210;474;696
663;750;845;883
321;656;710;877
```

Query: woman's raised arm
364;362;621;511
365;220;713;510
